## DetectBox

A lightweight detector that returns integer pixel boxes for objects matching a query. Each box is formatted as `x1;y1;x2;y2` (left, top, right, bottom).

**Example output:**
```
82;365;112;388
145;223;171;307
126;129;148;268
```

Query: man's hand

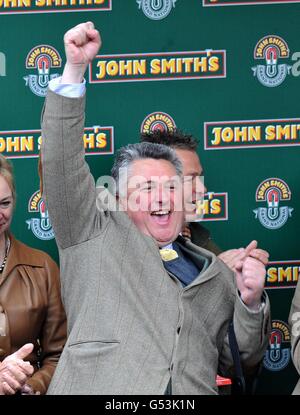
62;21;101;84
218;240;269;271
244;240;269;266
235;256;266;311
218;240;268;310
0;343;34;395
218;248;249;271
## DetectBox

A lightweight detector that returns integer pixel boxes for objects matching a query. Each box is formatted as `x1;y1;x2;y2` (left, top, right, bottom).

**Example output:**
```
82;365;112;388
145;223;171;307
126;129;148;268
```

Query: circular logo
23;45;62;97
141;111;176;134
26;190;55;240
252;36;291;88
253;178;293;230
137;0;176;20
263;320;291;372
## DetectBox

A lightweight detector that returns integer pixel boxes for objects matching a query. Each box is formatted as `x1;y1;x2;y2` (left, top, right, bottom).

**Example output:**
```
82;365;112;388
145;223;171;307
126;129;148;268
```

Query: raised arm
41;22;105;249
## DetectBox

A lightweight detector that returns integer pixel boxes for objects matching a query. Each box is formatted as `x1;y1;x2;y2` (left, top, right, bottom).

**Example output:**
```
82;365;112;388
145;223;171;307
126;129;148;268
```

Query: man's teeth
151;211;169;215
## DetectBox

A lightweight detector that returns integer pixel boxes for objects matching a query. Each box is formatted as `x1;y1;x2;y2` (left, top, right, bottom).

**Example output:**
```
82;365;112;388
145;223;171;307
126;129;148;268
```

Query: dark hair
140;129;199;151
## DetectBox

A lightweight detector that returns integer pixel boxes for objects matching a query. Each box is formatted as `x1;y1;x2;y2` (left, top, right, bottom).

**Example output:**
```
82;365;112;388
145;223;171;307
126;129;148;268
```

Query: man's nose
157;186;169;203
153;185;171;207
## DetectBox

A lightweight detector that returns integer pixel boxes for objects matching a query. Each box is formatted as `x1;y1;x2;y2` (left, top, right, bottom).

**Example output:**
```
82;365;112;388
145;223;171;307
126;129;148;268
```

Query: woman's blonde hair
0;154;16;204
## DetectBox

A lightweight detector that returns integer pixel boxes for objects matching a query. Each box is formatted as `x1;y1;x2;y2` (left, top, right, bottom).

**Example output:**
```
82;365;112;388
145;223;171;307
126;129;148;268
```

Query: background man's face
120;158;184;247
174;149;206;222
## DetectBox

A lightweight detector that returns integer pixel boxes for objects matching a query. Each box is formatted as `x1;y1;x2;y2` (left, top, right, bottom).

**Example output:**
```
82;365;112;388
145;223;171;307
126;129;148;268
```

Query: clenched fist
218;240;269;272
62;21;102;84
235;256;266;311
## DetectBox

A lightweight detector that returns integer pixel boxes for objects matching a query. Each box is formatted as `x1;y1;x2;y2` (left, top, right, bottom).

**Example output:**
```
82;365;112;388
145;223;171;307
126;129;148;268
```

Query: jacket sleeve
289;282;300;375
41;89;108;249
26;257;67;395
218;291;271;378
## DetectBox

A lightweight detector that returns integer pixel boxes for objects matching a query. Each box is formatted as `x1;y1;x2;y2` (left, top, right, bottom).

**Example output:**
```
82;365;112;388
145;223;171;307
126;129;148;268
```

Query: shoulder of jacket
11;237;57;268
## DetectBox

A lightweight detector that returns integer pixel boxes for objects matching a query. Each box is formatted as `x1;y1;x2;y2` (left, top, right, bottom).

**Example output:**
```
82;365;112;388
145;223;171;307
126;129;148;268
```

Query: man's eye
141;184;152;191
183;177;193;183
166;182;179;191
0;201;11;207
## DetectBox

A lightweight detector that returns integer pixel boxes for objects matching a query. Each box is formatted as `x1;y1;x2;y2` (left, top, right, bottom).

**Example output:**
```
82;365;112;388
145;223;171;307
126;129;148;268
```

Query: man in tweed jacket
41;22;271;395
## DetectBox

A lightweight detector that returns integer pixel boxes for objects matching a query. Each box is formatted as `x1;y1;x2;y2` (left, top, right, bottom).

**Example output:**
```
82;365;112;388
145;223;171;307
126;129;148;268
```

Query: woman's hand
0;343;34;395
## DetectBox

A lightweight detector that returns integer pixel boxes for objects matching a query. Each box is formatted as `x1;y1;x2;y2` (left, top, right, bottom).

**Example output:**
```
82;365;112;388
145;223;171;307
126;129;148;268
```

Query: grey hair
111;142;182;195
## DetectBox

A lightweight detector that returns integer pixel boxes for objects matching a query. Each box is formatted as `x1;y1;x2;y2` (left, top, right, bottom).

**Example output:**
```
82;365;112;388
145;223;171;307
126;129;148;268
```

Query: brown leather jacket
0;235;67;394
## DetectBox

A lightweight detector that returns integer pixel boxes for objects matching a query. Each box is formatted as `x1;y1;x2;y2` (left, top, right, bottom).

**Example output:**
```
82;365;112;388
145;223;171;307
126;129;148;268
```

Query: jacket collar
175;235;221;287
1;233;45;279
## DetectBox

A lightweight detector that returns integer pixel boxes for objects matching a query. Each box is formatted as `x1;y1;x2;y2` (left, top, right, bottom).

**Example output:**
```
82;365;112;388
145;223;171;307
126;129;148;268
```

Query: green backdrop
0;0;300;395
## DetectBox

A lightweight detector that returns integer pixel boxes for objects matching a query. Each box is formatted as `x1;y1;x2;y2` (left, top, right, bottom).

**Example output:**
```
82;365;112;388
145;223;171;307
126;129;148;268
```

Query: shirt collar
160;243;173;250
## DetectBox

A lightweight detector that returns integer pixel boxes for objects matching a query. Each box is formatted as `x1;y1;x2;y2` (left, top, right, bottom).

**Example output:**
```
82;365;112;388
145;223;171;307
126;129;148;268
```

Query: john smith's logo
23;45;62;97
26;190;54;240
253;178;293;230
141;112;176;133
252;36;291;87
137;0;176;20
263;320;291;372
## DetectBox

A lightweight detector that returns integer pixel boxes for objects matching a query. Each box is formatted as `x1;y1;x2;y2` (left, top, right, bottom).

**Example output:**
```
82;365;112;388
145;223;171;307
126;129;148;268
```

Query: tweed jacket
41;89;270;395
0;235;67;394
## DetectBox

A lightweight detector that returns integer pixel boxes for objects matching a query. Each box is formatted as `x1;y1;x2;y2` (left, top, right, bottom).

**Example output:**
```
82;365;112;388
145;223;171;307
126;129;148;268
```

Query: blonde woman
0;155;66;395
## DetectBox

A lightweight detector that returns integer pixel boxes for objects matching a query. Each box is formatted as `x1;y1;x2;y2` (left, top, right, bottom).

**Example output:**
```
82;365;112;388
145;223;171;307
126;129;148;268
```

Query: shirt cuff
48;76;86;98
244;301;265;314
237;290;266;314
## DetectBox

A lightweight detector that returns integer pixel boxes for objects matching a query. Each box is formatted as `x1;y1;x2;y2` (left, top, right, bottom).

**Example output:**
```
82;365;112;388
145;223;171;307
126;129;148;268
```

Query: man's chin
153;233;178;247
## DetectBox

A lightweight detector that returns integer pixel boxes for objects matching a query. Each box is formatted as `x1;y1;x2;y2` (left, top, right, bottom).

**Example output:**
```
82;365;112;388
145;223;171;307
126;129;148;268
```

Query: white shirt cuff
237;289;266;313
244;301;265;314
48;76;86;98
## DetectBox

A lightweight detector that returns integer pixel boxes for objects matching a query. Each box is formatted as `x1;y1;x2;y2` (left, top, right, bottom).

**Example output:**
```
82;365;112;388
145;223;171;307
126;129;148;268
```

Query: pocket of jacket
69;339;120;347
68;339;120;350
67;339;121;362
